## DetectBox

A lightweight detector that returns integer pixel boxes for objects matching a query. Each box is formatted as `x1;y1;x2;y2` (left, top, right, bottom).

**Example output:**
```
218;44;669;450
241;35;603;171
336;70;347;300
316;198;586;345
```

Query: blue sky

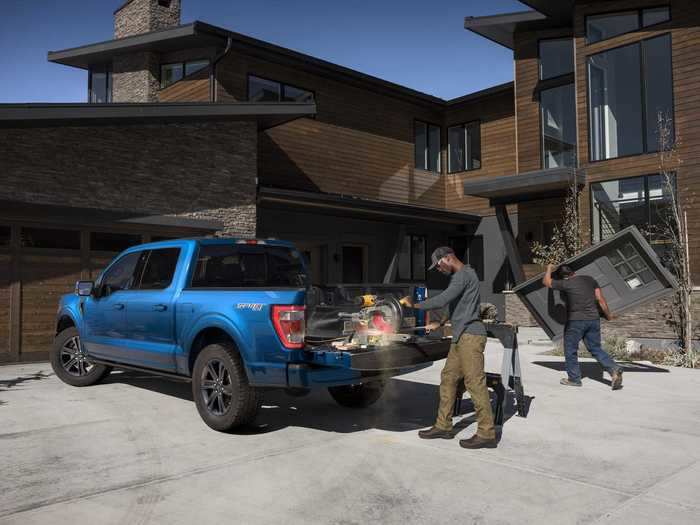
0;0;528;103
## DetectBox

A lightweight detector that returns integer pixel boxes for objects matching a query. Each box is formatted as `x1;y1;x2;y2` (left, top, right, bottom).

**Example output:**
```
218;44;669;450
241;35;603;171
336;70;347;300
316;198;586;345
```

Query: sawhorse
453;323;527;426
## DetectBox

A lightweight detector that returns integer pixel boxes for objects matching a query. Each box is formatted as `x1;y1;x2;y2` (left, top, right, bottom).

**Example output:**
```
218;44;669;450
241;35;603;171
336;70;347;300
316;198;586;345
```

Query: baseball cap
558;265;575;278
428;246;455;270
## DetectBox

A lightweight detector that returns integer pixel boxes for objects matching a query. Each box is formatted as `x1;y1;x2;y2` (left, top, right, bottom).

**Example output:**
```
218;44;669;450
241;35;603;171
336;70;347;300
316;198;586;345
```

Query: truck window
138;248;181;290
191;244;308;288
101;251;143;291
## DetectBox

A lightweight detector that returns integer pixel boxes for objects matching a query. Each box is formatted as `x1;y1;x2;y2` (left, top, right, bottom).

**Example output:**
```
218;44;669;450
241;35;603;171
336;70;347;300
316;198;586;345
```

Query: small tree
655;113;697;367
530;177;583;266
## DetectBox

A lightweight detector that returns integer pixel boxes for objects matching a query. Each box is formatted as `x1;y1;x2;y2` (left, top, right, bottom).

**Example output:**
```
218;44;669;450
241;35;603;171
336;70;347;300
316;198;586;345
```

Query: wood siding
573;0;700;278
158;66;210;102
444;90;517;216
0;252;10;358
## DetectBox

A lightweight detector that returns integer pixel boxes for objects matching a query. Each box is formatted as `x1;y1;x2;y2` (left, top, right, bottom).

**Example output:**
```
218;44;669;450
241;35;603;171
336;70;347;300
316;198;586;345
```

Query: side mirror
75;280;95;297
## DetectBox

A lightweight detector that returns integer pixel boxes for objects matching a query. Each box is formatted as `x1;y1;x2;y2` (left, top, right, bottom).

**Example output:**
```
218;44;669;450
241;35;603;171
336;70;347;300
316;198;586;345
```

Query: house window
587;7;670;44
541;83;576;168
0;226;10;247
89;64;112;103
247;75;314;103
588;34;673;162
20;228;81;250
398;235;427;281
448;121;481;173
415;121;441;173
160;59;210;89
90;232;142;253
591;173;675;262
539;38;574;80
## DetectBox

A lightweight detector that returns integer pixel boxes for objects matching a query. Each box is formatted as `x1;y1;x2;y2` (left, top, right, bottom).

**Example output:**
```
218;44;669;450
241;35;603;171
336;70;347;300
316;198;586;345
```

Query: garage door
0;228;10;359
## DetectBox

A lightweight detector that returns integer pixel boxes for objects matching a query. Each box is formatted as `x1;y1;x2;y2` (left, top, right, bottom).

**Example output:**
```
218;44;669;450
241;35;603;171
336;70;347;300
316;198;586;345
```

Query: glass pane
448;126;465;173
642;7;670;27
139;248;180;290
643;35;674;152
428;124;441;173
184;59;209;77
160;63;183;88
640;269;656;284
620;243;637;259
629;257;646;271
541;83;576;168
466;121;481;170
21;228;80;250
398;235;411;280
102;251;143;291
588;43;644;161
617;263;633;277
248;76;280;102
90;232;142;253
412;236;426;281
587;11;639;44
342;246;364;283
0;226;10;247
414;121;427;170
608;251;624;266
90;71;108;103
539;39;574;80
282;84;314;103
625;276;643;289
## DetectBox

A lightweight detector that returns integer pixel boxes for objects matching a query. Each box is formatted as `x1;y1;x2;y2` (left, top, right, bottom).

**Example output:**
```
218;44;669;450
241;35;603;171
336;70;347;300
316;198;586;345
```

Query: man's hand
605;312;618;321
547;263;557;272
543;263;557;288
424;321;441;333
399;296;414;308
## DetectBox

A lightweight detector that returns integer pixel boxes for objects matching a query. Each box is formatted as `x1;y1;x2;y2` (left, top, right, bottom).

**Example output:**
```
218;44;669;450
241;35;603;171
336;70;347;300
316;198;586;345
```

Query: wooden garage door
0;253;11;359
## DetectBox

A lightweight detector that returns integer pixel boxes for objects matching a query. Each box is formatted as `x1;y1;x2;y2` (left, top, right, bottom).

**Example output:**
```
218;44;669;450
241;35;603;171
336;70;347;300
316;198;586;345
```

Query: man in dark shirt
401;246;497;449
544;264;623;390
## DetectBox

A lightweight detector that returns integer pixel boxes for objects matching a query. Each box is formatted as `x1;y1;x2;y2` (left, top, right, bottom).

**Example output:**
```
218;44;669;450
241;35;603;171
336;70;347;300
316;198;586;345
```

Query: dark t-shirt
551;275;601;321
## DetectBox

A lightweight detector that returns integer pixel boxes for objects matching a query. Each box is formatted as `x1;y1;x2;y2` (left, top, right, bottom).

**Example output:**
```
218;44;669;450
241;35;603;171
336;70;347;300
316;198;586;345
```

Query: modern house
0;0;697;362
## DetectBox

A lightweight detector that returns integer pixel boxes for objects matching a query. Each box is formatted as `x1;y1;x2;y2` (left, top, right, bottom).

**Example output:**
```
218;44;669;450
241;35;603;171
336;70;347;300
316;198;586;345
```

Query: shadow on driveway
102;371;525;436
532;360;669;387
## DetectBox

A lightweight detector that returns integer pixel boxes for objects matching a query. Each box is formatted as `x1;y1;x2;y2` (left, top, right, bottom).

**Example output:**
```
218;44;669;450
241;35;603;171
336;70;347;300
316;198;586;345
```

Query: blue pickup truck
52;238;451;431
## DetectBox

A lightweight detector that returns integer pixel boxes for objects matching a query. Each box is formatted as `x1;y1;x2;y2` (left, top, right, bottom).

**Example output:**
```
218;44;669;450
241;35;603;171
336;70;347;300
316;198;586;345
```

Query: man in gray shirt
402;246;496;449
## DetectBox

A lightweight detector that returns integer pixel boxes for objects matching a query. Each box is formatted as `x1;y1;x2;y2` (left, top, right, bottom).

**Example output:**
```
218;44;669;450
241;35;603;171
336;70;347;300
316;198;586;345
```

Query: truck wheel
328;381;385;408
50;327;112;387
192;342;260;432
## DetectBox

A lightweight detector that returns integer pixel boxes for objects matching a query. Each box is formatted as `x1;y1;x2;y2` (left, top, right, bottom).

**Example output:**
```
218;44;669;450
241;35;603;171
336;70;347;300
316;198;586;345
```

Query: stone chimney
114;0;181;39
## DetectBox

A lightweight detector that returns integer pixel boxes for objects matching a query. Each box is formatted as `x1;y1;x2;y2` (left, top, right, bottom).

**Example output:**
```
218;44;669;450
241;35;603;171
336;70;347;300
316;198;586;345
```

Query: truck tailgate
304;338;452;372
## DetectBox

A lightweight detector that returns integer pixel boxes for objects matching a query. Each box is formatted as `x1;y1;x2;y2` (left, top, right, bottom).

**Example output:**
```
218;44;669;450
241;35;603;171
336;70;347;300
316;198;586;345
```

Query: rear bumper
287;338;452;388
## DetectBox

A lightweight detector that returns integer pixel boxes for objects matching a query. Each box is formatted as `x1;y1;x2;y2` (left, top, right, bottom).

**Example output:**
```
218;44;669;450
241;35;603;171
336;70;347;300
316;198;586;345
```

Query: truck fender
181;314;252;376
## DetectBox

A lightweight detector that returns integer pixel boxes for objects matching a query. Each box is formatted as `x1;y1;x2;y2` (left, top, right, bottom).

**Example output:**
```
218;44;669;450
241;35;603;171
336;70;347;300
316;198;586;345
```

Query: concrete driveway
1;336;699;525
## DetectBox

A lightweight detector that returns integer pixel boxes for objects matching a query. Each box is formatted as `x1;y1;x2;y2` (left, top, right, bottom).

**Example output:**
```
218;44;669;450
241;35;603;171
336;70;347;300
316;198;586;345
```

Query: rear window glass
191;244;308;288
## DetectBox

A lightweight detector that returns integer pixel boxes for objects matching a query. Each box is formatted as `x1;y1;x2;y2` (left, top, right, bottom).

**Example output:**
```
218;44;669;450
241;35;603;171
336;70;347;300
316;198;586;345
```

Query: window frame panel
540;82;577;169
160;59;210;89
415;120;442;174
88;63;112;104
447;121;481;174
538;37;575;81
585;5;671;45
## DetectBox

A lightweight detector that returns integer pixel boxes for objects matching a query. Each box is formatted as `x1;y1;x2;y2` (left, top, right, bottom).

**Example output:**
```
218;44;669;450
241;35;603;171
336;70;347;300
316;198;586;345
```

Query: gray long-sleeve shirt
416;265;486;338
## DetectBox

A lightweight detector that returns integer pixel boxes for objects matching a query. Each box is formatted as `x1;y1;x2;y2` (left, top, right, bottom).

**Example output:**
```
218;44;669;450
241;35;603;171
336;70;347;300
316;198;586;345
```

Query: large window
89;64;112;103
415;121;441;173
591;173;675;261
539;38;574;80
586;7;670;44
20;228;80;250
160;59;209;89
541;83;576;168
398;235;427;281
588;34;673;162
448;122;481;173
247;75;314;103
0;226;10;247
90;232;142;253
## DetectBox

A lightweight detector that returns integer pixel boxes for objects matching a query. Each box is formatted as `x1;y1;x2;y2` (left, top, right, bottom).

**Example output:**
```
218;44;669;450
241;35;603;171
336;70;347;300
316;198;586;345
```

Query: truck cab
52;238;451;431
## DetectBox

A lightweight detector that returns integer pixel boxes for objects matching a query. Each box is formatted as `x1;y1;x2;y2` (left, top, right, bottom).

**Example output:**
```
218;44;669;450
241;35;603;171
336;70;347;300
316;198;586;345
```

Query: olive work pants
435;333;496;439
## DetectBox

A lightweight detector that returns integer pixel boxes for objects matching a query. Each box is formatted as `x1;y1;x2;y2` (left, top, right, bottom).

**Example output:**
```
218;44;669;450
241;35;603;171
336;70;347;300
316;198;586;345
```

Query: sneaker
418;426;453;439
560;378;582;387
611;369;623;390
459;434;498;449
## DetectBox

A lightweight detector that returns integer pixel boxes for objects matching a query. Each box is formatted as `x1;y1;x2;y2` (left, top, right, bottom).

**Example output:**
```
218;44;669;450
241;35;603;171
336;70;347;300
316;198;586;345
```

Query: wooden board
0;253;10;357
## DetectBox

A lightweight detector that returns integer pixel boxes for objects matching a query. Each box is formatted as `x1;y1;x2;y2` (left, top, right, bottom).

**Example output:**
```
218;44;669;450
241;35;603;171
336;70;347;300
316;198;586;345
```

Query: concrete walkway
1;339;699;524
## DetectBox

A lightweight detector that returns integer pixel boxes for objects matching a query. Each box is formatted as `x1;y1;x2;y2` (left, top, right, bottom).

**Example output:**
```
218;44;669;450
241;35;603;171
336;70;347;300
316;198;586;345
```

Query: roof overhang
0;102;316;130
48;22;227;70
519;1;575;24
258;187;481;226
462;167;584;206
464;10;568;49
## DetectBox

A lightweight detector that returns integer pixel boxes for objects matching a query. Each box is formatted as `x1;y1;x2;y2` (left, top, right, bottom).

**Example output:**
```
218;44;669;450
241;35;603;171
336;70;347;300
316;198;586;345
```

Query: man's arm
402;273;467;311
543;264;556;288
595;288;615;320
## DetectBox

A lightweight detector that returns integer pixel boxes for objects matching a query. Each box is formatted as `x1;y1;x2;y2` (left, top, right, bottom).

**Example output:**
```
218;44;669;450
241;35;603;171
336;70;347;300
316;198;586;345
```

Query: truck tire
328;381;385;408
192;342;260;432
50;327;112;387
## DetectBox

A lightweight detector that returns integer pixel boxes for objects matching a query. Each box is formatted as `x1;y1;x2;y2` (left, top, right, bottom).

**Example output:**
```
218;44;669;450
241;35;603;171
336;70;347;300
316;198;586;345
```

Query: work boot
459;434;497;449
611;369;623;391
560;378;582;387
418;426;453;439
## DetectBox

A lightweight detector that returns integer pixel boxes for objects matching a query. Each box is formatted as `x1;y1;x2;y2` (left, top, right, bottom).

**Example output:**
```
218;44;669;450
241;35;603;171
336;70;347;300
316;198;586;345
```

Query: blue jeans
564;319;620;382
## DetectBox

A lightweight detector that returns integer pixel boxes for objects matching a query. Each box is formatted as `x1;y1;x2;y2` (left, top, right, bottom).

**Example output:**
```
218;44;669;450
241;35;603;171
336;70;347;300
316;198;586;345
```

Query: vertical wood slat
9;224;21;361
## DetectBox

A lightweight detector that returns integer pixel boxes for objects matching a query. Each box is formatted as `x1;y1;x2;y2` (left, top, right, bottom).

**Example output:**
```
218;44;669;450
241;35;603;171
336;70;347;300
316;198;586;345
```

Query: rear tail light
237;239;266;245
271;305;305;349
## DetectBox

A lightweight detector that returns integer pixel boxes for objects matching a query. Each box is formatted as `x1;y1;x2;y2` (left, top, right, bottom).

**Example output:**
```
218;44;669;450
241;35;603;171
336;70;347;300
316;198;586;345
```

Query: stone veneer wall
114;0;181;39
0;121;257;237
112;52;160;103
503;290;700;343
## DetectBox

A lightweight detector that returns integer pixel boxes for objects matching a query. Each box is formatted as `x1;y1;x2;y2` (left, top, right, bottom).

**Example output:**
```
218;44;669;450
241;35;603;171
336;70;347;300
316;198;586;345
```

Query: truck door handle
113;303;125;310
153;304;168;312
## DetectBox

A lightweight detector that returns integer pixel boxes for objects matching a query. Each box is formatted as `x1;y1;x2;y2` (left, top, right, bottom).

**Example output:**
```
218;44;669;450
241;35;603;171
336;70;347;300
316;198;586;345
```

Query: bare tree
655;113;697;367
